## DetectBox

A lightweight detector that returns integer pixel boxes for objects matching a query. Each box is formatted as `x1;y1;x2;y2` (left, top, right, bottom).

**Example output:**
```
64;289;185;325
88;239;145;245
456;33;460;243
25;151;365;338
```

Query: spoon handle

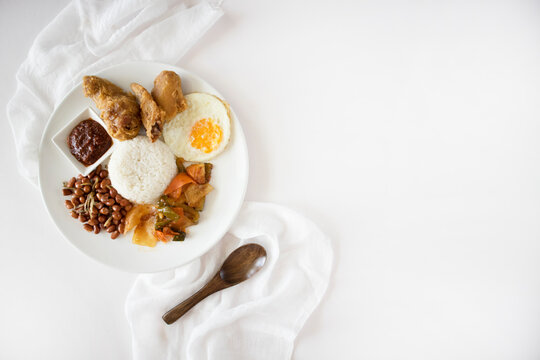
162;274;225;325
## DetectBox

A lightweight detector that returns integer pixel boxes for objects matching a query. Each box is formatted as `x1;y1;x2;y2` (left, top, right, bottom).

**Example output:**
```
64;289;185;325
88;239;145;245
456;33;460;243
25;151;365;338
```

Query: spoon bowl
162;243;267;325
220;244;267;284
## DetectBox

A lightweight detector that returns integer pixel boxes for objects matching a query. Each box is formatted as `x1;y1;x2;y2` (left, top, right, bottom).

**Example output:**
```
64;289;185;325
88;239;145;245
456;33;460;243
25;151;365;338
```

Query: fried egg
163;93;231;161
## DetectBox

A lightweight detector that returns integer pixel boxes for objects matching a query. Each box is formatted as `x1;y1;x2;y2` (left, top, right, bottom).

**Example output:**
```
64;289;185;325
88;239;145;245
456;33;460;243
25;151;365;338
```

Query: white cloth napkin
6;0;223;186
126;202;333;360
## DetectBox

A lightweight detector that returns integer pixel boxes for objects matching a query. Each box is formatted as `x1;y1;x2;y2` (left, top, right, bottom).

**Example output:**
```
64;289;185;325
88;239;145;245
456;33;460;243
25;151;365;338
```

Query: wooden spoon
162;243;267;325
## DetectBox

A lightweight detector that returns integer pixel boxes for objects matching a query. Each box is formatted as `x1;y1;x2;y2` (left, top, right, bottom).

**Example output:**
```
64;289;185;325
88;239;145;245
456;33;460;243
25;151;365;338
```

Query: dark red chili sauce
68;119;112;166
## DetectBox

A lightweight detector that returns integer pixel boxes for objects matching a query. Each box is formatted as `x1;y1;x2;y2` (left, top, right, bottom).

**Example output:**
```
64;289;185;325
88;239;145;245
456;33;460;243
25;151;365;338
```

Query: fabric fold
126;202;333;360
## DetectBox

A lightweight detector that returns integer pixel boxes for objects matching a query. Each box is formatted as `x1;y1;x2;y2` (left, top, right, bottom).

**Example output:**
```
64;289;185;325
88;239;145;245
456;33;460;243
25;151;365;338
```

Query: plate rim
37;60;249;273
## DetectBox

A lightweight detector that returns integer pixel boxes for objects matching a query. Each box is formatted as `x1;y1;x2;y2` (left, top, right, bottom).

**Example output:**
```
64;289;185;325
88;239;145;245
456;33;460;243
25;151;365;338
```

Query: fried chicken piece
83;76;141;141
151;71;187;122
130;83;165;142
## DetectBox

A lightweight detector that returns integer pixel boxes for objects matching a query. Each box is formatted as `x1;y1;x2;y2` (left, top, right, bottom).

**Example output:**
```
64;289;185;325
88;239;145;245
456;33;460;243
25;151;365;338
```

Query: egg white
163;93;231;161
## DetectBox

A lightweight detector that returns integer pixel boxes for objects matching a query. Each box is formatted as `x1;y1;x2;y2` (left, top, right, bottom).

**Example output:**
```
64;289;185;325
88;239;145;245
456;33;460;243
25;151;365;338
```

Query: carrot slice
168;187;183;201
186;164;206;184
164;173;195;196
155;227;181;242
154;230;170;243
162;226;179;235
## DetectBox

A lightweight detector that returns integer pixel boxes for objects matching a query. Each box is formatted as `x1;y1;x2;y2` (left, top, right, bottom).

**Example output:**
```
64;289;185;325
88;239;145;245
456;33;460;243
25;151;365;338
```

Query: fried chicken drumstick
130;82;165;142
151;71;187;122
83;76;141;141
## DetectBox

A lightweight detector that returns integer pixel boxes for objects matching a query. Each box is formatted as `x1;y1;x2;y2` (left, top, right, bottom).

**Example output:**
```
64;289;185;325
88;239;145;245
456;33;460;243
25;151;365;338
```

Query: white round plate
39;61;249;273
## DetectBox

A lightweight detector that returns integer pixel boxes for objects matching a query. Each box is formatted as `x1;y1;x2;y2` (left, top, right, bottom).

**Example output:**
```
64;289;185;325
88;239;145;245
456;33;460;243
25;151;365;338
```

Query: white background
2;0;540;359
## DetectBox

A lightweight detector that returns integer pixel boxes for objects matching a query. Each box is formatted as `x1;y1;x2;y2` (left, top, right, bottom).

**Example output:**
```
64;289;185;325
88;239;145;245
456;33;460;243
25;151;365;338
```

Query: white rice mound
108;136;177;204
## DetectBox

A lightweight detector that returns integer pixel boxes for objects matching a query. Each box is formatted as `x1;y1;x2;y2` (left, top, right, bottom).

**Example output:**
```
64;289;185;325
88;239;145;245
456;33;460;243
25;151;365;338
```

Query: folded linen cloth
7;0;223;186
126;202;333;360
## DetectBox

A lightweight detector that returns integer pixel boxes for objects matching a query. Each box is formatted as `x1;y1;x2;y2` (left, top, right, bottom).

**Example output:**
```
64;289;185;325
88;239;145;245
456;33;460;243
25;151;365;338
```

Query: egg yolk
190;118;223;153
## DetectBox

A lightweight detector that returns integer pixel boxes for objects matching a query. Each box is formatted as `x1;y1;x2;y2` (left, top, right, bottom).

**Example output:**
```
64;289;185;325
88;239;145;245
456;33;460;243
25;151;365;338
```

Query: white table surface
2;0;540;359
